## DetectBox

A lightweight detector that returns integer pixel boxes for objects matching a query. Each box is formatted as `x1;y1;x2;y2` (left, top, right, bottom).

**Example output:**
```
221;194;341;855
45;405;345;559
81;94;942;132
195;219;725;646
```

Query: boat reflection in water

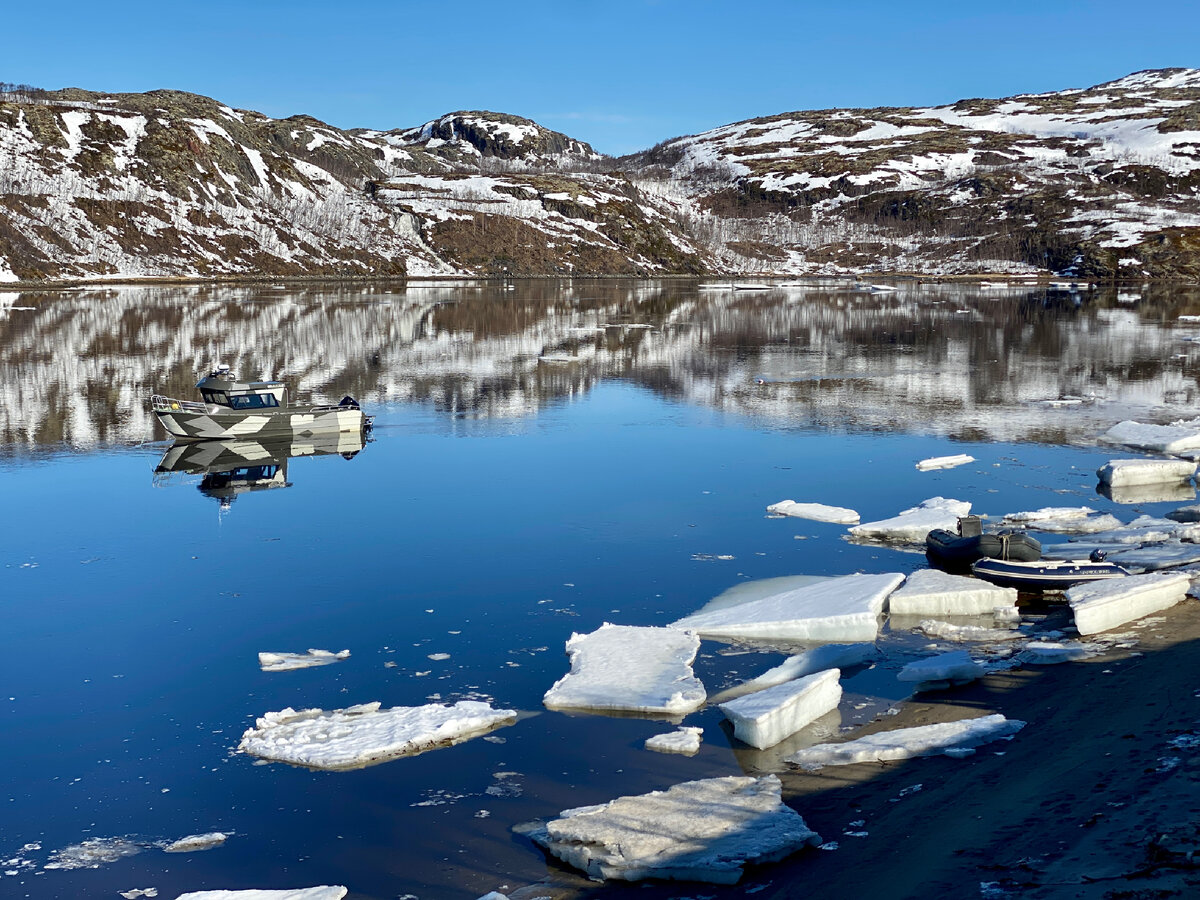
153;431;366;508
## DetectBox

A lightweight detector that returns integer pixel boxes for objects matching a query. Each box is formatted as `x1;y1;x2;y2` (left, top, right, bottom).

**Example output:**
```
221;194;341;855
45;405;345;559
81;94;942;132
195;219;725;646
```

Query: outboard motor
1090;549;1108;562
338;396;360;409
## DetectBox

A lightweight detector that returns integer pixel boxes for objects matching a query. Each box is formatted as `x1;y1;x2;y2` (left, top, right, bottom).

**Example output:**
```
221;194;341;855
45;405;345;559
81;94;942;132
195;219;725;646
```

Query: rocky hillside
1;69;1199;282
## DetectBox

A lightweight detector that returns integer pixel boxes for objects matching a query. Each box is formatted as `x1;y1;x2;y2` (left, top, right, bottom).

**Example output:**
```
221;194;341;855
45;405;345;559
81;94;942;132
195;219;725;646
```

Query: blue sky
6;0;1197;154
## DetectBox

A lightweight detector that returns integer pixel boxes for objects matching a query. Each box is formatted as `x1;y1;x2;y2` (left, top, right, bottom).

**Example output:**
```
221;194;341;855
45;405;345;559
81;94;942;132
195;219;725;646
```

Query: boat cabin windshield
228;393;280;410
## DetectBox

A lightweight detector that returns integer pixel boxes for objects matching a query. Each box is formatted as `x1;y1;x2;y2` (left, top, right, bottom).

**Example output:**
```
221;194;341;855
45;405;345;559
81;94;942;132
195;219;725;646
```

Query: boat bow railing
151;394;207;414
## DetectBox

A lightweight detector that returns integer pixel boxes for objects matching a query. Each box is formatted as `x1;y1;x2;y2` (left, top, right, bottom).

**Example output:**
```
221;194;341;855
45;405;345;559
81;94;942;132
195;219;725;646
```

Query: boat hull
154;406;368;442
971;557;1129;591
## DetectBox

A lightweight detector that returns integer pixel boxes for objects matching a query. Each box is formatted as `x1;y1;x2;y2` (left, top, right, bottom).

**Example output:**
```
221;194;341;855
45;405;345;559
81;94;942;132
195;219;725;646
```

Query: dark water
3;279;1200;899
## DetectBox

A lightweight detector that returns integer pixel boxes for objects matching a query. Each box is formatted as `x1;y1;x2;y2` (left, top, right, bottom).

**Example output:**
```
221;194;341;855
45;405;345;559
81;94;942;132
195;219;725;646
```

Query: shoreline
497;600;1200;900
2;273;1186;293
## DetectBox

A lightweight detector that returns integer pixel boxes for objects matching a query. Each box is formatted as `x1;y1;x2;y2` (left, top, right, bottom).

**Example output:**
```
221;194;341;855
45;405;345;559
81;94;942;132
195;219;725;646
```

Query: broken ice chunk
1097;458;1196;487
915;454;975;471
1067;572;1190;636
175;890;347;900
1002;507;1122;534
258;649;350;672
523;775;821;884
542;624;706;715
44;837;143;869
914;619;1024;643
645;726;704;755
849;498;971;544
719;669;842;750
713;643;877;704
766;500;860;524
163;832;227;853
888;569;1017;616
1018;641;1098;664
786;714;1024;770
670;573;904;643
1102;420;1200;454
897;651;985;687
238;700;516;770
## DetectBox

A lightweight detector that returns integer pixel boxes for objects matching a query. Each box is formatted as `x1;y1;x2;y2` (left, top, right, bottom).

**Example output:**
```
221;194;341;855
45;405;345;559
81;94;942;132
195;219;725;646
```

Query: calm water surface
3;279;1200;898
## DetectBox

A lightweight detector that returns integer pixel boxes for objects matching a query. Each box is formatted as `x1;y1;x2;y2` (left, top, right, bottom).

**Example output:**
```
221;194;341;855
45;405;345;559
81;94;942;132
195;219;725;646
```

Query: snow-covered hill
1;70;1199;281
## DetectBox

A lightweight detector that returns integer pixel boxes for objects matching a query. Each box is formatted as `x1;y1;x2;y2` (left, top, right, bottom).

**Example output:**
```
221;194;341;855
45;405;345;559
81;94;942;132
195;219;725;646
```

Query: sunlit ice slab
520;775;821;884
1067;572;1191;636
766;499;859;524
543;623;706;716
1102;420;1200;454
710;642;877;704
671;573;904;643
888;568;1017;616
848;497;971;544
787;713;1024;770
1097;458;1196;486
719;668;842;750
238;700;517;770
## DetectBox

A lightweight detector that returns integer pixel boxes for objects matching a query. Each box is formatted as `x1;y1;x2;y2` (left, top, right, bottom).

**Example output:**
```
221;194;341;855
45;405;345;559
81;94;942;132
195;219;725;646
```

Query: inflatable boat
971;555;1130;591
926;515;1041;570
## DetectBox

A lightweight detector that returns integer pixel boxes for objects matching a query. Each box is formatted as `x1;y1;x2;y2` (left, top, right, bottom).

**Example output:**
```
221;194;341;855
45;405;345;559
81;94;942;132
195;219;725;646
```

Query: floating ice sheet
915;454;975;471
766;500;859;524
720;669;842;750
1018;641;1098;664
786;714;1024;770
238;700;517;770
1102;420;1200;454
1107;541;1200;572
1067;572;1190;636
916;619;1025;642
164;832;227;853
897;650;985;686
1002;507;1123;534
258;649;350;672
543;624;706;715
671;573;904;644
176;890;347;900
715;643;877;703
1097;458;1196;486
849;498;971;544
645;726;703;755
523;775;821;884
888;569;1017;616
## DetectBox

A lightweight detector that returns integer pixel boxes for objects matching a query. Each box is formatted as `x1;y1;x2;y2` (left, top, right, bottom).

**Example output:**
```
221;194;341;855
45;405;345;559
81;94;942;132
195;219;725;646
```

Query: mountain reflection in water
3;279;1200;451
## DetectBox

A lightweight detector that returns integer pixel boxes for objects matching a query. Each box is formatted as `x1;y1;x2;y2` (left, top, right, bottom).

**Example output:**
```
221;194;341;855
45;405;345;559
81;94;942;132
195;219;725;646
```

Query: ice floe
848;497;971;544
915;454;975;471
720;669;842;749
670;573;904;643
1166;504;1200;523
915;619;1025;642
1002;506;1123;534
522;775;821;884
1067;572;1191;635
786;714;1024;770
645;726;704;755
258;649;350;672
176;890;347;900
1097;458;1196;486
163;832;228;853
897;650;985;687
1018;641;1099;664
543;624;706;715
1107;541;1200;571
714;643;877;703
766;500;859;524
238;700;517;770
44;837;142;869
1102;420;1200;454
888;569;1017;616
